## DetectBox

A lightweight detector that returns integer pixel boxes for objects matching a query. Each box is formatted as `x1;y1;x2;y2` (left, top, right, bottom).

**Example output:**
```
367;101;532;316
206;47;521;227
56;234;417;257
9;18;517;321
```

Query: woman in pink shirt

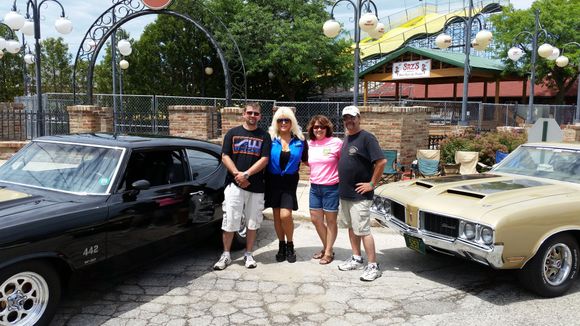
307;115;342;265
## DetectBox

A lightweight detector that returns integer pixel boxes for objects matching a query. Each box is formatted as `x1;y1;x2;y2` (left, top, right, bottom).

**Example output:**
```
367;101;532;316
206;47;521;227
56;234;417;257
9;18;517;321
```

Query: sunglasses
313;125;325;130
245;111;260;116
277;118;291;124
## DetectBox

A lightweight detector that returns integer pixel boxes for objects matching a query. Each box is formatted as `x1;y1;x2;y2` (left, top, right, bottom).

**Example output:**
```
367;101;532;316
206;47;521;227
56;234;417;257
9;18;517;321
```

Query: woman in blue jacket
266;107;308;263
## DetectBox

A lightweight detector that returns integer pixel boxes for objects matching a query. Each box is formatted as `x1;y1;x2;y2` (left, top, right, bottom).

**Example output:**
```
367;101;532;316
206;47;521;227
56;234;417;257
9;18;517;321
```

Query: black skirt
265;172;299;210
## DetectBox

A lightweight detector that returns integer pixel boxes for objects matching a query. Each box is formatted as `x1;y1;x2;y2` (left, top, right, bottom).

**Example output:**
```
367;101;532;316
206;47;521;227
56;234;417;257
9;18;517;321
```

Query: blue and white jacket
267;136;305;175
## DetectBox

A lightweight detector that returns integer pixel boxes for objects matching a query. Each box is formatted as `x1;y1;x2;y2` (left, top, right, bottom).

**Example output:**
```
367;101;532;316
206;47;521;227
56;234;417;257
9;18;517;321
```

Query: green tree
94;29;133;94
40;37;73;93
118;0;352;100
490;0;580;104
0;50;25;101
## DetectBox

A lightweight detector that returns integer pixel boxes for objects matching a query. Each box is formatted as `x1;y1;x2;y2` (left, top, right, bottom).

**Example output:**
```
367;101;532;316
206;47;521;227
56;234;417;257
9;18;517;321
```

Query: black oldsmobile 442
0;134;241;325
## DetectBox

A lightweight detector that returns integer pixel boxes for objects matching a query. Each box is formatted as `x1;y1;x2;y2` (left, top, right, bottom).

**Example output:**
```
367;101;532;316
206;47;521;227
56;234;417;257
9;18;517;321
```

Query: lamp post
323;0;384;105
434;0;493;126
113;39;132;134
507;10;554;124
3;0;72;137
555;42;580;124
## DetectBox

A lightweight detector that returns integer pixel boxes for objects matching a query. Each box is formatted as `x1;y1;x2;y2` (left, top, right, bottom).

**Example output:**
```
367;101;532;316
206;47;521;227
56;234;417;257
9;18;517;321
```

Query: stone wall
563;124;580;143
0;141;28;160
221;107;243;136
0;102;26;140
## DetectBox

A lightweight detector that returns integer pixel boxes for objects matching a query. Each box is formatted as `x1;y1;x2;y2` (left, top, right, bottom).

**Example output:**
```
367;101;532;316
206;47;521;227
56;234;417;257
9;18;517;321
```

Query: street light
323;0;384;105
112;39;132;134
555;42;580;123
3;0;73;137
507;9;554;124
434;0;493;126
0;21;20;58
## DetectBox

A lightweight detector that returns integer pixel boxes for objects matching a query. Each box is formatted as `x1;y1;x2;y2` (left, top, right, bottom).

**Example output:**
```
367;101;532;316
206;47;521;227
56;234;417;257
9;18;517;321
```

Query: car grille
391;200;405;223
420;212;459;237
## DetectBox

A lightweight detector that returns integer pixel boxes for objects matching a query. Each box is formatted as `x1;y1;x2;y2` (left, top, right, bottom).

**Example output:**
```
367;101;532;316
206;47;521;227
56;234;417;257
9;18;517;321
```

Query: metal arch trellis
71;0;247;106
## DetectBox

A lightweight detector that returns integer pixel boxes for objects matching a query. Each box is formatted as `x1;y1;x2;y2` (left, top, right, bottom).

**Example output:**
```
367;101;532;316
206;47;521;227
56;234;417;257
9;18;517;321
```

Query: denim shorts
309;183;339;212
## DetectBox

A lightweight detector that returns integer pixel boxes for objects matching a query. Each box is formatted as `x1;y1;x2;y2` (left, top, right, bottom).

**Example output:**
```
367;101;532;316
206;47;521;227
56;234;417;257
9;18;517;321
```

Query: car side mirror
131;179;151;190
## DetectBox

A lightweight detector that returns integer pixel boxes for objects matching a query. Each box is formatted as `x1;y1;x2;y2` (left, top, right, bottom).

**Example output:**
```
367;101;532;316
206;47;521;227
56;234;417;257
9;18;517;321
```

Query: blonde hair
268;107;304;141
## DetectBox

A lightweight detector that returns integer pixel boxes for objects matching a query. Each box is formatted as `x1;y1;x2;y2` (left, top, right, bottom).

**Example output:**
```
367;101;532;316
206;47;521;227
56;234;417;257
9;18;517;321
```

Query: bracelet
369;181;375;188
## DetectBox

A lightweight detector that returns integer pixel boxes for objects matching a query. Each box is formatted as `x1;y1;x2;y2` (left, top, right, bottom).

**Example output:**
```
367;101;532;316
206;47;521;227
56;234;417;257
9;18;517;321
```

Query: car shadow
374;246;580;305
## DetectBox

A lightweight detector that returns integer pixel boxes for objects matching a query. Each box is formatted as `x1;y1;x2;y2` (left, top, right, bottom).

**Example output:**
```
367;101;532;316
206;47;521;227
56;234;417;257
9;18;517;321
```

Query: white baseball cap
342;105;360;117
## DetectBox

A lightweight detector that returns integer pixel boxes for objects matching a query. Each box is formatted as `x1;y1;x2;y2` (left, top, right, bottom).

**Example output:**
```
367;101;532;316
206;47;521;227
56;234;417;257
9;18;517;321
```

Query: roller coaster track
359;0;507;60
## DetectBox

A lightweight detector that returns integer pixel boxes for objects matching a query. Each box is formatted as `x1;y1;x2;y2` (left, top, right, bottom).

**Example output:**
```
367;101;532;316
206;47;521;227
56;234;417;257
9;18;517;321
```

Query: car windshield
493;145;580;184
0;141;123;194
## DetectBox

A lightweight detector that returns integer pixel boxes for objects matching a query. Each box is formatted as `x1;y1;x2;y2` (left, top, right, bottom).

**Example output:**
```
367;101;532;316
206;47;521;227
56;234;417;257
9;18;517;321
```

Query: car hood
0;184;95;228
376;173;578;225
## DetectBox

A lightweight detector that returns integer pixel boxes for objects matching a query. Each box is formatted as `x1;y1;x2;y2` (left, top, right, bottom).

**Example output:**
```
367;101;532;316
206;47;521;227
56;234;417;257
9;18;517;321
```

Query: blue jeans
309;183;339;212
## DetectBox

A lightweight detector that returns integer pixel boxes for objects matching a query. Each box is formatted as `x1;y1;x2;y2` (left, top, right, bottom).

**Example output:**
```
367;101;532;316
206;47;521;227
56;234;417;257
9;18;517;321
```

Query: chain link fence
8;93;579;140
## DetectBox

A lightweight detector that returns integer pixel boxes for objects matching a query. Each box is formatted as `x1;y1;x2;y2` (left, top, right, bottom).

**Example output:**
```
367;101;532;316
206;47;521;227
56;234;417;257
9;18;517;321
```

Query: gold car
371;143;580;297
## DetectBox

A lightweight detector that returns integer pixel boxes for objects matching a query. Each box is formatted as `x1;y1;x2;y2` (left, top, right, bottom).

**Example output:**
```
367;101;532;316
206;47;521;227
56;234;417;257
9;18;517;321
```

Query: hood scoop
449;179;549;197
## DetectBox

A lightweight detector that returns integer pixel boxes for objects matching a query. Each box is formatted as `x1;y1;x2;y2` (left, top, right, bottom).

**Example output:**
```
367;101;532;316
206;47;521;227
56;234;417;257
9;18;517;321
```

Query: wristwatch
243;172;249;179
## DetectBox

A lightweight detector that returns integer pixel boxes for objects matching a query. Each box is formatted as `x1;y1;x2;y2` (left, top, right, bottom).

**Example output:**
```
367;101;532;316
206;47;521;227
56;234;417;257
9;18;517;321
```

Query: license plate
404;233;426;255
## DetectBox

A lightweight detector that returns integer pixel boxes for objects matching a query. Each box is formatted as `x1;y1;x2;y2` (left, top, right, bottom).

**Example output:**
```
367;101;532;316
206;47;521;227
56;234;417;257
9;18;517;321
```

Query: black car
0;134;244;325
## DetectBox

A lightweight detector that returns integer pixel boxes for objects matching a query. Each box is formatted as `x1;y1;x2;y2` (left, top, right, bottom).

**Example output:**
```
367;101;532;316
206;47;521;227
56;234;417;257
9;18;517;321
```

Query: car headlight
464;222;476;240
481;227;493;245
380;198;391;215
371;196;381;211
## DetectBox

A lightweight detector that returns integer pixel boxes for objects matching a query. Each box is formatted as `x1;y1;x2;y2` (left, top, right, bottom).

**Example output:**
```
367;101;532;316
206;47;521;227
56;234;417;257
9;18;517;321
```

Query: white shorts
338;199;372;236
222;183;265;232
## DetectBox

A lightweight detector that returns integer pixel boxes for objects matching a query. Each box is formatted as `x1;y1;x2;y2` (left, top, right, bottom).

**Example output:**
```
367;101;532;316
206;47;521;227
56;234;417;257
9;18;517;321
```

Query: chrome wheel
0;271;49;326
542;243;573;287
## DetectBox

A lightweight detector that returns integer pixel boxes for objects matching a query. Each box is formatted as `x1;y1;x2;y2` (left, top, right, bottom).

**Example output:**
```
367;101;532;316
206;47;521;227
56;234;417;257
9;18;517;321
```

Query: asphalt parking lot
51;220;580;326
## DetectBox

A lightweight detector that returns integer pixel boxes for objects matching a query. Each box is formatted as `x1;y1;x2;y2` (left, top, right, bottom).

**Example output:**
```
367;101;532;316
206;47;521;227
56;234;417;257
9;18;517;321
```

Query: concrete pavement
51;219;580;325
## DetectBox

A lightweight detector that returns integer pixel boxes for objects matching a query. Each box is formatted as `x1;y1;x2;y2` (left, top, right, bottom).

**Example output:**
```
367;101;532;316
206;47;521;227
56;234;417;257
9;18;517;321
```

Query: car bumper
372;212;504;269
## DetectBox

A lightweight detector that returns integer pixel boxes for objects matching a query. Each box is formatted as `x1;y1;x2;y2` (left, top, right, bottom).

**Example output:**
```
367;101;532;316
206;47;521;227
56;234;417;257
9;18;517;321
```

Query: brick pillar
95;107;114;133
167;105;214;139
359;105;430;168
221;107;243;136
0;103;26;140
563;124;580;143
67;105;102;133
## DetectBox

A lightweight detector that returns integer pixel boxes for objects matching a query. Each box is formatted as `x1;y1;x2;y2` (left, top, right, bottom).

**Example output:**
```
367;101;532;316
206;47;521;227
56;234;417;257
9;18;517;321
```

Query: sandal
319;253;334;265
312;250;325;260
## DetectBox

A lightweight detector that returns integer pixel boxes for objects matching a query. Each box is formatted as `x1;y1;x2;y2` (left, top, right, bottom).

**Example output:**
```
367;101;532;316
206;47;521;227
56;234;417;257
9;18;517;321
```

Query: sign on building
392;59;431;80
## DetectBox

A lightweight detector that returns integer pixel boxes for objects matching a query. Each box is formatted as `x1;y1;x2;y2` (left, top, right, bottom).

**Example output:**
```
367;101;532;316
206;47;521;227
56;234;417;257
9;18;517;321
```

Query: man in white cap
337;105;386;281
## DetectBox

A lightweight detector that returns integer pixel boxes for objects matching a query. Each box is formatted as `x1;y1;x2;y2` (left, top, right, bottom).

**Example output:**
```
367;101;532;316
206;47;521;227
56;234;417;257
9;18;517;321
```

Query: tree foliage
0;50;24;102
92;0;352;100
490;0;580;104
40;37;73;93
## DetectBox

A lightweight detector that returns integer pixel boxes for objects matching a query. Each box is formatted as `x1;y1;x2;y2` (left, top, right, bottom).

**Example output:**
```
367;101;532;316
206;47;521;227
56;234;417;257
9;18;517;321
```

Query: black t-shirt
222;125;272;193
338;130;384;200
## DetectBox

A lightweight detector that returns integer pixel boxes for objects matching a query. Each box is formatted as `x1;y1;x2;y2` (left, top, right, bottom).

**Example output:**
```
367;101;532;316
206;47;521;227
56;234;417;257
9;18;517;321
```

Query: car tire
231;213;248;251
519;233;579;297
0;261;61;326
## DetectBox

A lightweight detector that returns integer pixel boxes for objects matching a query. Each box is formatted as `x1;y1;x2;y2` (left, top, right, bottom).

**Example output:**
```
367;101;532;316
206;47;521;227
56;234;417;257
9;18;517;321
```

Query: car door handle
190;191;204;196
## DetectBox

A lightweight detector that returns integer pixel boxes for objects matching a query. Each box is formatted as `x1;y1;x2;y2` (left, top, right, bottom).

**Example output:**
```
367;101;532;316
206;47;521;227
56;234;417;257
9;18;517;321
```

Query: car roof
524;142;580;150
36;133;221;151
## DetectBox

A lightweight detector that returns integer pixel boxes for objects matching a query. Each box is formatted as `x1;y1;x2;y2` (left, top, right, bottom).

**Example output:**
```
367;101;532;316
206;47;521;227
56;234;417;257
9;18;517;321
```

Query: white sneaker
244;254;257;269
360;264;382;282
213;253;232;270
338;256;364;271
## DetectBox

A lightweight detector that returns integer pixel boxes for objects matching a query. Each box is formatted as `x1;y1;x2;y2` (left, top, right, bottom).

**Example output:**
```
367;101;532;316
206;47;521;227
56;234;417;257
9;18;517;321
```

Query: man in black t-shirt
337;106;386;282
213;102;272;271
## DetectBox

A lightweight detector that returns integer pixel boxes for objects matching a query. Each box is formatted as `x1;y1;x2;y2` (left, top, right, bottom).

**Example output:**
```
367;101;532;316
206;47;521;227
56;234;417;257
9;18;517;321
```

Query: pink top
308;137;342;185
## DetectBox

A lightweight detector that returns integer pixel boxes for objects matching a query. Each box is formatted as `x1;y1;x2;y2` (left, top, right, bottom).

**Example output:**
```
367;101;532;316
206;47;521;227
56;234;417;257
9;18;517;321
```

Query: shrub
439;131;527;167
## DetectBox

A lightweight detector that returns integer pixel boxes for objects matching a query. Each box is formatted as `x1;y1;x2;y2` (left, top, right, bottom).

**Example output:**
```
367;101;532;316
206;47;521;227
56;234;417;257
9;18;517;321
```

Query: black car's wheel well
0;255;73;286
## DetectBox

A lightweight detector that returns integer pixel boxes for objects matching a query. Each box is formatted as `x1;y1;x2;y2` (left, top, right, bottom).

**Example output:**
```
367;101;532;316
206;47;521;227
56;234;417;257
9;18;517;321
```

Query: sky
2;0;534;60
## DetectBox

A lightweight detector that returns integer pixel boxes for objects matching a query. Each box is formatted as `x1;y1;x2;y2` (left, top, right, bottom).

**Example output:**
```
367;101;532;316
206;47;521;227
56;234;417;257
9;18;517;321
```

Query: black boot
276;241;286;262
286;241;296;263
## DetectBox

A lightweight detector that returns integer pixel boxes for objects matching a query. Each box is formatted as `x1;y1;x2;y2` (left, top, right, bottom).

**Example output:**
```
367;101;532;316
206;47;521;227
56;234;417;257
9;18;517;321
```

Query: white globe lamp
475;29;492;46
547;48;560;61
4;11;25;31
24;53;35;65
21;20;35;36
435;34;452;49
54;17;73;34
471;39;487;51
508;47;524;61
118;39;132;56
555;56;569;68
358;13;378;33
322;20;341;38
537;43;554;58
204;67;214;75
119;59;129;70
5;40;21;54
